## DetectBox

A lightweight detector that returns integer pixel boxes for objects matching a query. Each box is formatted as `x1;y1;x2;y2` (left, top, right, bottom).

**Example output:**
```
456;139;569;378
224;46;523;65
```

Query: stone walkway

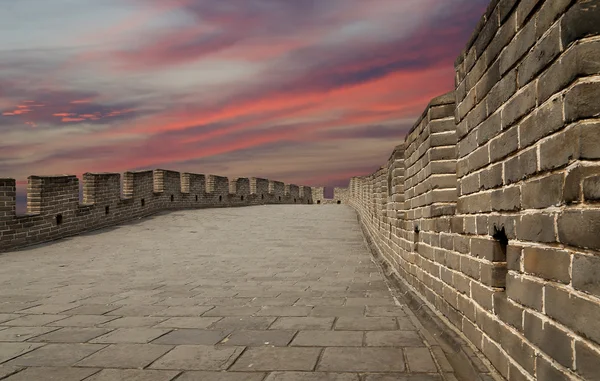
0;205;457;380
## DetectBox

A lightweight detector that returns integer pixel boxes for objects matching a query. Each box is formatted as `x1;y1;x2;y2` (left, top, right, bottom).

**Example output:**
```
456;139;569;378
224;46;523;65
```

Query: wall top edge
405;90;456;138
454;0;498;67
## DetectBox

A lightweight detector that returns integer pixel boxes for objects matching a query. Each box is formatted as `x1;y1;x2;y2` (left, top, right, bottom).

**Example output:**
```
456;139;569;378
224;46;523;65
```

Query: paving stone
203;306;261;316
106;305;168;316
17;304;80;315
209;317;276;330
310;306;365;317
220;330;295;346
101;316;169;328
149;345;244;370
154;306;215;317
365;331;425;346
2;314;69;326
255;306;313;316
270;317;335;330
344;298;396;307
405;347;438;372
363;375;443;381
230;347;322;371
29;327;112;343
264;372;360;381
0;326;58;342
248;297;301;306
295;298;345;306
152;329;230;345
47;315;118;327
365;306;408;317
317;347;406;372
84;368;180;381
176;371;267;380
0;366;23;379
75;344;174;368
0;314;21;323
291;330;363;346
334;317;398;331
2;366;100;381
0;342;45;363
7;343;106;366
63;304;120;315
90;328;172;343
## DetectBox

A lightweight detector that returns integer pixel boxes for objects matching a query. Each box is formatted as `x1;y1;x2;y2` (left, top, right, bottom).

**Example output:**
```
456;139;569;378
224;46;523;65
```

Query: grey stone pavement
0;205;458;380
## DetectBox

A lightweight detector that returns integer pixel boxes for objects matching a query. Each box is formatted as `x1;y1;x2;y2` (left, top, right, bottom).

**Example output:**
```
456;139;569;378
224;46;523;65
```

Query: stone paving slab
0;205;457;379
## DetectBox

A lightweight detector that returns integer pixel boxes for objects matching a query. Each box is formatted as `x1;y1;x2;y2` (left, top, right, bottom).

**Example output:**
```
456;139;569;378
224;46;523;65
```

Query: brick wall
0;169;313;253
347;1;600;380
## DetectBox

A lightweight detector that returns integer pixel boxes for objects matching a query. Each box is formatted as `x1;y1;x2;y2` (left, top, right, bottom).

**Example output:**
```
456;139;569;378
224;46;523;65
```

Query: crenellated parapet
0;170;313;252
346;1;600;380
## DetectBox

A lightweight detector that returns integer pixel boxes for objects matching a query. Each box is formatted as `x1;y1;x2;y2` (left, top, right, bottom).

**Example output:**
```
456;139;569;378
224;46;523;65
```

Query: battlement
0;170;313;252
346;1;600;380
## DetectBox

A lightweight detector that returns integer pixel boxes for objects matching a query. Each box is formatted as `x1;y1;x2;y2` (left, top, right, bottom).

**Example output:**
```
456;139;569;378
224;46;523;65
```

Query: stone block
545;284;600;345
564;81;600;123
487;70;517;114
471;281;498;312
575;339;600;381
504;148;537;185
572;253;600;298
490;126;519;162
561;0;600;48
471;237;507;262
583;175;600;201
564;165;600;203
491;186;521;212
536;354;573;381
557;209;600;250
480;262;508;288
506;272;543;311
521;173;564;209
522;246;571;284
493;292;523;330
482;336;509;378
523;311;574;368
499;17;536;75
517;23;561;87
479;163;503;190
516;213;556;243
538;124;580;171
499;323;536;374
518;95;564;149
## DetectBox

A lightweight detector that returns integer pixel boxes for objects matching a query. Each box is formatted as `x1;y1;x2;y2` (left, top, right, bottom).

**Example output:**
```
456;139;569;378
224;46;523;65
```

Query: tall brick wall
0;169;313;253
348;1;600;380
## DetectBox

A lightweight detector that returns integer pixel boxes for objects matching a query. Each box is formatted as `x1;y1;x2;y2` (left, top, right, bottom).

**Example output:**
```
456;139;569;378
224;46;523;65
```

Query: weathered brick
538;124;580;171
503;85;537;132
506;272;543;311
487;70;517;114
572;253;600;298
561;0;600;48
523;311;574;368
499;323;536;374
536;354;572;381
461;256;481;280
518;95;564;149
481;262;508;288
498;0;519;23
493;292;524;330
458;130;478;159
471;237;507;262
499;17;536;74
515;0;541;27
545;284;600;345
517;22;561;87
563;165;600;203
516;212;556;243
457;192;492;214
491;186;521;212
522;246;571;284
584;175;600;201
575;339;600;381
504;147;537;185
488;215;517;240
490;126;519;162
521;173;564;209
462;317;484;350
564;81;600;123
479;163;503;190
471;281;499;312
538;39;600;104
557;209;600;250
482;336;509;378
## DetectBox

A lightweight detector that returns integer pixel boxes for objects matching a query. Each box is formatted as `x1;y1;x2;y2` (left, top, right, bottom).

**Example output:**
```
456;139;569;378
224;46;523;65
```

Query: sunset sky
1;0;488;205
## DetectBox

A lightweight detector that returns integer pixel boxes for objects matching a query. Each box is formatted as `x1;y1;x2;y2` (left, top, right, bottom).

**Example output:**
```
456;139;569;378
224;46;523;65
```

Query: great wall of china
0;0;599;380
